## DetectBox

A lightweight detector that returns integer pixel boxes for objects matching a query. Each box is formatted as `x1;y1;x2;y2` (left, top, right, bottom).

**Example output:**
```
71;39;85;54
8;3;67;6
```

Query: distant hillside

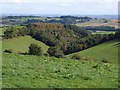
87;15;118;19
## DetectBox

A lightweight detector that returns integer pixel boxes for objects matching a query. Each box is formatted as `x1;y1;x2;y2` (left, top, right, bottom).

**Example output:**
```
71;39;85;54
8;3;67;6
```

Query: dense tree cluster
60;16;92;20
64;24;90;37
61;34;116;54
4;26;28;39
27;23;64;31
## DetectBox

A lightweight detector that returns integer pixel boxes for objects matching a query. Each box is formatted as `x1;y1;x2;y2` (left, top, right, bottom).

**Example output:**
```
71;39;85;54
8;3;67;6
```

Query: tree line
84;26;118;31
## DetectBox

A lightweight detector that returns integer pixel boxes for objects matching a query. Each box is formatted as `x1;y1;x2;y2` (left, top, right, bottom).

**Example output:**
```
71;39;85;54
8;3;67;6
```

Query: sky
1;0;120;15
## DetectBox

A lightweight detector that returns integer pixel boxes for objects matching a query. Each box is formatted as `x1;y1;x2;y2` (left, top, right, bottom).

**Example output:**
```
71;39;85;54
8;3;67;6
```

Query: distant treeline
84;26;119;31
60;15;92;20
3;23;120;57
3;15;92;25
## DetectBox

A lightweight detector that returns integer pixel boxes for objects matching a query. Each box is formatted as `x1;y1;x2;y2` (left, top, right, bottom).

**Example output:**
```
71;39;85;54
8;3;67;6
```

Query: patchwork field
76;19;118;28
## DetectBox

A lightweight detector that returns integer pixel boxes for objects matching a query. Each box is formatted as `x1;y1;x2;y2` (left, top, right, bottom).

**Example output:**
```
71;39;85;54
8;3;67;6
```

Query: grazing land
2;53;118;88
2;36;49;53
76;19;118;28
67;39;119;64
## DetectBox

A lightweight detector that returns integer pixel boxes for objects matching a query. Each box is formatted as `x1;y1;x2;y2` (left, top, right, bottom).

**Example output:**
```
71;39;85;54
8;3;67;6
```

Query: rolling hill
67;39;119;64
2;36;49;53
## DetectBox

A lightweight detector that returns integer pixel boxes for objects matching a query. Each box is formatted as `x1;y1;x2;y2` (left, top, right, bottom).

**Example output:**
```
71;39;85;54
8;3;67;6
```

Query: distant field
67;39;119;64
76;19;118;28
13;25;25;28
92;31;115;34
2;36;49;53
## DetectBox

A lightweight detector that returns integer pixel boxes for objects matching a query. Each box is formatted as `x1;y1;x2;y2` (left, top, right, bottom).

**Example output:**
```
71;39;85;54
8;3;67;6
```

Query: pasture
67;39;119;64
76;19;118;28
2;53;118;88
2;36;49;53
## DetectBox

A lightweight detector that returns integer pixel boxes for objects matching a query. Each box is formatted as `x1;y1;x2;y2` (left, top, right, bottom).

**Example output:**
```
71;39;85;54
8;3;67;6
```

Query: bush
29;44;43;56
4;49;13;53
44;52;49;56
71;54;81;60
47;47;64;58
102;59;110;63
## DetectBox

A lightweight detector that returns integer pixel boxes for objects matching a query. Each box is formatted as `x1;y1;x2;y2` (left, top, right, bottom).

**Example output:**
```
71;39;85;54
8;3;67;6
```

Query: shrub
4;49;13;53
28;44;43;56
44;52;49;56
71;54;81;60
102;59;110;63
47;47;64;58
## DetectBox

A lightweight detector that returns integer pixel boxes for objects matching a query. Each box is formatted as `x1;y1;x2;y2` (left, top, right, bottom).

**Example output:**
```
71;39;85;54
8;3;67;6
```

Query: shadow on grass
112;43;120;47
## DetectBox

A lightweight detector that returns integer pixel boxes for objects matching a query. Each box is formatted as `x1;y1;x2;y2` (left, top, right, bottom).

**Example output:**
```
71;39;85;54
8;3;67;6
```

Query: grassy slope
2;36;49;53
2;53;118;88
0;28;6;36
67;39;119;64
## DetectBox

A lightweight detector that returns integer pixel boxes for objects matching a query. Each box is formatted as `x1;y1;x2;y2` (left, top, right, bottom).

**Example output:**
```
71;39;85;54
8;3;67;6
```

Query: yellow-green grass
67;39;119;64
13;25;25;28
2;53;118;88
2;36;49;53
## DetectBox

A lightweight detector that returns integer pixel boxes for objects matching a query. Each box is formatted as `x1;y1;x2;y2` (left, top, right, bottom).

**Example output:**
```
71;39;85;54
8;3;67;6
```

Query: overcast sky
1;0;119;15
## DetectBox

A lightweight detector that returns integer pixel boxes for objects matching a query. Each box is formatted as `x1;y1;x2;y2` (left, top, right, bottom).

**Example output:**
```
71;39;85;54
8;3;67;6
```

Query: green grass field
2;53;118;88
67;39;119;64
2;36;49;53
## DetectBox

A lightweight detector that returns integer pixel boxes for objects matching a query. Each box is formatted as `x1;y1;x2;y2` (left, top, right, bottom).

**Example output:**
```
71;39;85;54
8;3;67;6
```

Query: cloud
14;0;24;3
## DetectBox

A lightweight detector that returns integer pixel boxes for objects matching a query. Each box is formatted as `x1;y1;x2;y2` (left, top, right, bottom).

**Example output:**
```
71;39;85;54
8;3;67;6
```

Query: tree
29;44;43;56
4;26;18;39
